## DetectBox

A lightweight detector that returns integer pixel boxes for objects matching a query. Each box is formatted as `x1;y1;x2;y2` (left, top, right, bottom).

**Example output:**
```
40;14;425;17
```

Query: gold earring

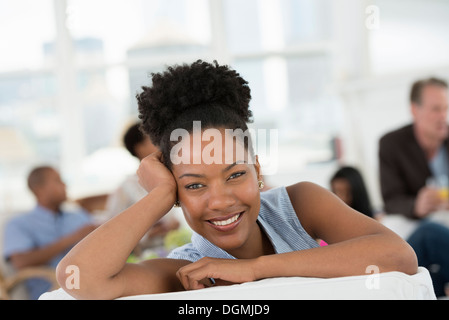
258;180;264;190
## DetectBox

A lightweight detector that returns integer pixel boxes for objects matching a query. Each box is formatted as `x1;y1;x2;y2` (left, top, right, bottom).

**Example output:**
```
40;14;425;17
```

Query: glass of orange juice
427;175;449;203
438;175;449;201
428;175;449;203
438;187;449;201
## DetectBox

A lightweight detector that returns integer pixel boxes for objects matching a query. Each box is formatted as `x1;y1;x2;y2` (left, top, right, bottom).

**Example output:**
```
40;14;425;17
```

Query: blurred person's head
330;166;374;218
124;122;158;161
27;166;67;212
410;77;449;144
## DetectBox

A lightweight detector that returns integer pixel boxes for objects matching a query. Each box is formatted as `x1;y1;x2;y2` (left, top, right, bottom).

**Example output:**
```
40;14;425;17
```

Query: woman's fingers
176;257;254;290
176;258;216;290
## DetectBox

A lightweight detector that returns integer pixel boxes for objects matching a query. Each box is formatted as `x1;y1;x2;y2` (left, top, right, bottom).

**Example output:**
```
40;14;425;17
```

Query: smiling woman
56;60;417;299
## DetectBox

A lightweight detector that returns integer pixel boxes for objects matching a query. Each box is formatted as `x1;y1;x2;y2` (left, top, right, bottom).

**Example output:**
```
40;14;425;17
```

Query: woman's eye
186;183;204;190
228;171;246;180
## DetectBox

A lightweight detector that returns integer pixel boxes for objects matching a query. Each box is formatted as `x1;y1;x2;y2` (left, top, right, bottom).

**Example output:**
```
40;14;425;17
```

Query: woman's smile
170;129;262;256
206;210;245;231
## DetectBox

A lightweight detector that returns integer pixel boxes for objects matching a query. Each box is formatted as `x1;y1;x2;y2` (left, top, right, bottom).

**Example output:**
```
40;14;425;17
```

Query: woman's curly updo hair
137;60;253;168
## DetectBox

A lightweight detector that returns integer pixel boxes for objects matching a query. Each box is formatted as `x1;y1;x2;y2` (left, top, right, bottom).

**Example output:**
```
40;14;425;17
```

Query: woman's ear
253;155;261;180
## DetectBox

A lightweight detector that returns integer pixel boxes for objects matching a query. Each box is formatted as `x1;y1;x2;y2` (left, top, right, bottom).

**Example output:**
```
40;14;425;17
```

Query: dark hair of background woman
331;166;374;218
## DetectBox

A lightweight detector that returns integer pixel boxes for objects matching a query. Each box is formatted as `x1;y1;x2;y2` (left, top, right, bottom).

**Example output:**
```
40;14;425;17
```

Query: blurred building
126;19;208;114
2;0;449;215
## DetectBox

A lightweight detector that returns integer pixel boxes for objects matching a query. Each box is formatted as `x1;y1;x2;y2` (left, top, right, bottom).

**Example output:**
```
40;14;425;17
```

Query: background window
1;0;448;214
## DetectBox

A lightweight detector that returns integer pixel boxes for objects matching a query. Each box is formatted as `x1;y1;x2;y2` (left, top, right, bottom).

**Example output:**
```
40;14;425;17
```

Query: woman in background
330;166;375;218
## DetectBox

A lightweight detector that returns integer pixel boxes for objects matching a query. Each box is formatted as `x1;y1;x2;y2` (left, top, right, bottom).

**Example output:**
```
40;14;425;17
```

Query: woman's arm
56;186;186;299
56;152;188;299
258;181;417;278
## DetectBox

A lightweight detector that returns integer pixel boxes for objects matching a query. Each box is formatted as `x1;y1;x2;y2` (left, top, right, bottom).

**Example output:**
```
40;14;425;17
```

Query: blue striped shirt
167;186;319;261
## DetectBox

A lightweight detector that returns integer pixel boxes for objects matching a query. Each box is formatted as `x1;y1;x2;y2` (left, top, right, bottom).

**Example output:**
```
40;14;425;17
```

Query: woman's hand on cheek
176;257;258;290
137;151;177;197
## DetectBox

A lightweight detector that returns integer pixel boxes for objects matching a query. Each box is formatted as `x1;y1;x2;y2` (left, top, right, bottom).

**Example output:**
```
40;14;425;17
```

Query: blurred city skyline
1;0;449;213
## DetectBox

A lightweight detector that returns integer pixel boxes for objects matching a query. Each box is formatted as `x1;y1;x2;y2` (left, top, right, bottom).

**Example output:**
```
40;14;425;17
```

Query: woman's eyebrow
178;161;247;179
222;160;247;173
178;173;205;179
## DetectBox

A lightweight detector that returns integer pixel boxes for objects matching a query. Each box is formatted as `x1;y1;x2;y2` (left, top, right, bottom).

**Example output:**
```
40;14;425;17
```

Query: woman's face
331;178;352;207
171;128;261;256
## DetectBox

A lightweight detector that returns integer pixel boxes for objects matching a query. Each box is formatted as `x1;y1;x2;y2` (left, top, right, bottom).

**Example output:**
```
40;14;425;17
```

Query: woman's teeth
211;213;241;226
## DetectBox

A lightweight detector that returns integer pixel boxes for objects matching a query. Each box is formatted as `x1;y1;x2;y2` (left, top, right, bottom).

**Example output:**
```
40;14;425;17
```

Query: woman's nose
207;184;236;211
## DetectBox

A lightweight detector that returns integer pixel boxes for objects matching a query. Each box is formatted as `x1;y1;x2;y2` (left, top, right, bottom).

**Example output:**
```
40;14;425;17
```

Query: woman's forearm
254;233;417;280
56;185;176;297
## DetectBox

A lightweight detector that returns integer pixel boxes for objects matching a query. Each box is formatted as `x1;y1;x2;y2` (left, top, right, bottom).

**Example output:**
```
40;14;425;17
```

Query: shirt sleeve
3;218;35;260
166;243;202;262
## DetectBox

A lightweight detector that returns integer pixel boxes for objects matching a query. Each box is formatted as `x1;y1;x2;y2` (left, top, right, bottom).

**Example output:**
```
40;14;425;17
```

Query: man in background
3;166;96;299
379;77;449;219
